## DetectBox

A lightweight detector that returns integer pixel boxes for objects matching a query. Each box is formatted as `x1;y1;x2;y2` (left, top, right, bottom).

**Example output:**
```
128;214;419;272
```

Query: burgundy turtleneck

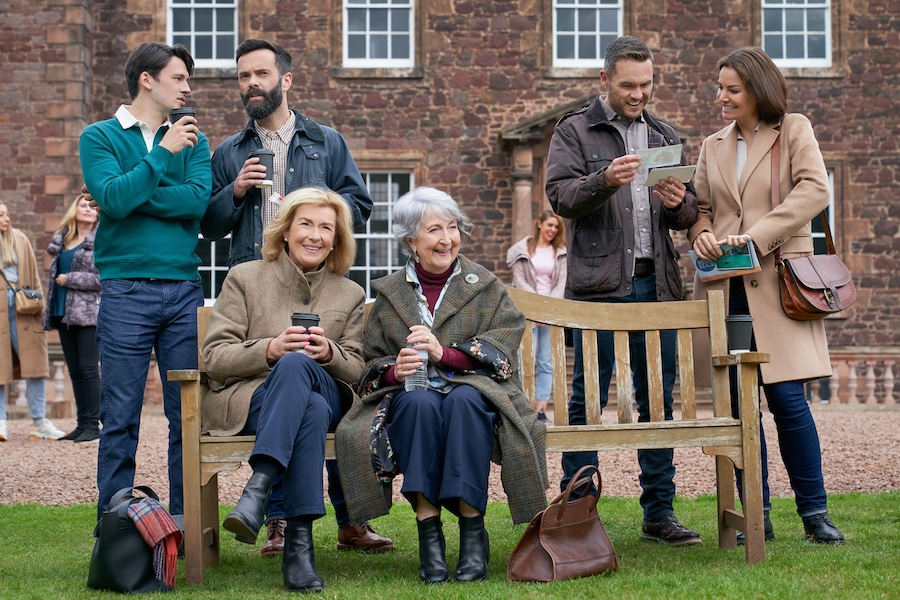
382;261;478;386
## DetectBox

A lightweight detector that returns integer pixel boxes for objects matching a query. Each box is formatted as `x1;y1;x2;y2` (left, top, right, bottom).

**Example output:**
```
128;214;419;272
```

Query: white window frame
810;169;836;254
196;233;231;305
168;0;239;70
761;0;832;68
349;171;413;298
343;0;415;69
552;0;623;69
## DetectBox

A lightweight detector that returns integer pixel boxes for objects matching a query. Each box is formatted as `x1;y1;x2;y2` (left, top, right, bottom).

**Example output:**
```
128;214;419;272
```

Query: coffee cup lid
291;312;319;320
725;314;753;322
250;148;275;156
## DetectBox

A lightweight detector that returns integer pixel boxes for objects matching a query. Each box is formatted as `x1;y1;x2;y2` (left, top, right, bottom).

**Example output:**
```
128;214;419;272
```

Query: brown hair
717;47;787;124
526;209;566;256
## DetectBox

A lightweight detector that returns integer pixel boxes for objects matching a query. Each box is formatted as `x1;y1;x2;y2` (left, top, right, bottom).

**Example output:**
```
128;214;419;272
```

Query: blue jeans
533;324;552;401
96;278;203;519
243;352;343;519
0;289;46;420
560;274;678;522
729;278;828;517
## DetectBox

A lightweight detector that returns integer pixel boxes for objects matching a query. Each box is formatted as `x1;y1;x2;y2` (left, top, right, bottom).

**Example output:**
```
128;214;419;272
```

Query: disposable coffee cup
168;107;196;124
291;312;320;354
725;314;753;354
249;148;275;188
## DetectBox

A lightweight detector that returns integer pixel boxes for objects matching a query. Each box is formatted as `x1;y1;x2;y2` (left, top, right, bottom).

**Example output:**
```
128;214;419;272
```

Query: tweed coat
42;228;101;330
335;255;549;525
1;230;49;383
688;114;832;385
200;250;366;437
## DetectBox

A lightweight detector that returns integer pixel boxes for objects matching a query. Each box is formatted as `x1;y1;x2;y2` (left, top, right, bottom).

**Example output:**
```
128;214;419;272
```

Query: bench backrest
506;286;731;425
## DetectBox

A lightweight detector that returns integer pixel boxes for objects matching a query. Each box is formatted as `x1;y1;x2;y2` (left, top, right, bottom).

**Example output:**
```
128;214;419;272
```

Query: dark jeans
96;278;203;519
243;352;343;520
561;274;678;522
53;319;100;433
728;278;829;517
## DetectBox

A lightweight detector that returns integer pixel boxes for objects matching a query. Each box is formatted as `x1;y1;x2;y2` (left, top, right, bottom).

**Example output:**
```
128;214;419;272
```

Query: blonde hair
262;188;357;275
0;203;17;266
57;194;98;245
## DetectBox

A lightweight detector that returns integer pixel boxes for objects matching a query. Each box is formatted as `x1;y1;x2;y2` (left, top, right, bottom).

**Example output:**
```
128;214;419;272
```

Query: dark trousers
561;274;678;522
387;385;495;516
53;319;101;433
728;278;829;517
243;352;343;519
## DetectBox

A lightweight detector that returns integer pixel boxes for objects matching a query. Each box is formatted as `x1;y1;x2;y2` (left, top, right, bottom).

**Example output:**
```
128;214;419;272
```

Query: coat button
736;210;742;217
750;280;759;288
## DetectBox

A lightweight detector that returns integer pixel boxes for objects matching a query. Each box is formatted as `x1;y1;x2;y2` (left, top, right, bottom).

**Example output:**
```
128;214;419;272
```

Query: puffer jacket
545;96;698;302
42;229;101;329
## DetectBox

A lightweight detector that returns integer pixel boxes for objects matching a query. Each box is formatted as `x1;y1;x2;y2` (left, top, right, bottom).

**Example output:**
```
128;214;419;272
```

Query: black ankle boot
737;509;775;545
455;514;489;582
802;512;845;544
223;471;273;543
416;516;449;584
282;517;324;593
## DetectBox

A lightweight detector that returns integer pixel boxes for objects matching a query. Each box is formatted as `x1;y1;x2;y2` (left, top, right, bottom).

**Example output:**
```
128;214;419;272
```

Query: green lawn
1;491;897;599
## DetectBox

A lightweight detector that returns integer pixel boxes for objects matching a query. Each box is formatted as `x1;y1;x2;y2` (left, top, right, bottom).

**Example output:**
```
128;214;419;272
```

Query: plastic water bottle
404;347;430;392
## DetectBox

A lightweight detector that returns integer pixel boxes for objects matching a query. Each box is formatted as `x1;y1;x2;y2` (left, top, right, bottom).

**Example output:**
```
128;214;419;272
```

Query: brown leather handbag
507;465;618;583
770;134;857;320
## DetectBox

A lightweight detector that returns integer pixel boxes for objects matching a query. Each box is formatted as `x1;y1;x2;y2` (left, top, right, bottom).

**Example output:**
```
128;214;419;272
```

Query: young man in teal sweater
79;42;211;520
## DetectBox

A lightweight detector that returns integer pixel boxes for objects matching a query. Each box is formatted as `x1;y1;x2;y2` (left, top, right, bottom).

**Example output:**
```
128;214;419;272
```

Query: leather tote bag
507;465;618;582
87;486;176;594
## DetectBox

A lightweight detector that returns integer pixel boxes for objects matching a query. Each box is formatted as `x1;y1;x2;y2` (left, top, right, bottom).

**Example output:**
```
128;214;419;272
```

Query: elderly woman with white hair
336;186;548;584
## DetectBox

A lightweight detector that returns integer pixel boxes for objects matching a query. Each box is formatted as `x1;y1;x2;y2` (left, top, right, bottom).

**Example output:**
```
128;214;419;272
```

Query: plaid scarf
127;498;182;589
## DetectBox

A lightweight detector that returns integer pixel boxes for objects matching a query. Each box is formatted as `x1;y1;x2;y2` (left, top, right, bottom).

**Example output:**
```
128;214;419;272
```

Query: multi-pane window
196;234;230;305
553;0;622;68
169;0;238;69
811;170;836;255
349;172;412;297
762;0;831;68
344;0;414;68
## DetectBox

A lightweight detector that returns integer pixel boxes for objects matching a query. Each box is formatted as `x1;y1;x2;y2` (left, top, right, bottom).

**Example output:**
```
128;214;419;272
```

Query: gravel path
2;407;898;508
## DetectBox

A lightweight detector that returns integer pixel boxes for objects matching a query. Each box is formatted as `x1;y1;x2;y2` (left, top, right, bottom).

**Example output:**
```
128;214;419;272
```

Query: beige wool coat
200;251;366;437
1;230;49;383
688;114;832;385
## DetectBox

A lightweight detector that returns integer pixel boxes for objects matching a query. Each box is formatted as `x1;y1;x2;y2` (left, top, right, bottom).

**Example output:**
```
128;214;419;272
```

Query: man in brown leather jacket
546;35;700;546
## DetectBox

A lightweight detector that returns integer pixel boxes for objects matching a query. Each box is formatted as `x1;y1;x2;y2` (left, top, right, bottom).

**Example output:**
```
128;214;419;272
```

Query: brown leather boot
337;522;396;552
260;518;286;557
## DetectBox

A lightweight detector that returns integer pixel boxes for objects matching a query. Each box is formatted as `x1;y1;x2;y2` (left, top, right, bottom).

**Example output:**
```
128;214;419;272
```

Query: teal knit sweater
79;116;212;281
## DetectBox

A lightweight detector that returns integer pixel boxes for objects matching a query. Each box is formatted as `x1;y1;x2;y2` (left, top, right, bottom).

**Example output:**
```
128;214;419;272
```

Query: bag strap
106;485;159;511
0;268;14;291
770;127;835;266
553;465;602;521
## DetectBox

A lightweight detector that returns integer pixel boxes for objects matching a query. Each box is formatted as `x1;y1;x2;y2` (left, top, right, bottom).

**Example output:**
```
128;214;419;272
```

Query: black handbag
87;486;175;594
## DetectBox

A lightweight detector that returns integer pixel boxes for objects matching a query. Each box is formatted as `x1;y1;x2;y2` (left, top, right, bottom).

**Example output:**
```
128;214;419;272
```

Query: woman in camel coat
0;203;63;441
689;47;843;545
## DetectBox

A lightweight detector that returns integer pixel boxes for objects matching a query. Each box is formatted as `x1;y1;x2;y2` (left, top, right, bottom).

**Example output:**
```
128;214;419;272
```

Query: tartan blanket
127;498;182;588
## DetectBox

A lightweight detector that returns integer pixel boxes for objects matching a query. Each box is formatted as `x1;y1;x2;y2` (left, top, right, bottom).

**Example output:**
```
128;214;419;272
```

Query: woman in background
506;209;567;422
0;203;63;442
43;193;102;443
689;47;844;544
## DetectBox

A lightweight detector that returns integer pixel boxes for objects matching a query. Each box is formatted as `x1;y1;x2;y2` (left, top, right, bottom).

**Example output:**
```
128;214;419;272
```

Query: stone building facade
1;0;897;408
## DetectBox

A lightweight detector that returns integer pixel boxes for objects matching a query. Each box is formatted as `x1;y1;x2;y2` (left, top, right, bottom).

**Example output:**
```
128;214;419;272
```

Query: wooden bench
171;288;767;584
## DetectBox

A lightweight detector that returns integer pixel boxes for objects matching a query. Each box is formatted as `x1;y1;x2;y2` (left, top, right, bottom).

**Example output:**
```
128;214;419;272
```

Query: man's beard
241;82;283;121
